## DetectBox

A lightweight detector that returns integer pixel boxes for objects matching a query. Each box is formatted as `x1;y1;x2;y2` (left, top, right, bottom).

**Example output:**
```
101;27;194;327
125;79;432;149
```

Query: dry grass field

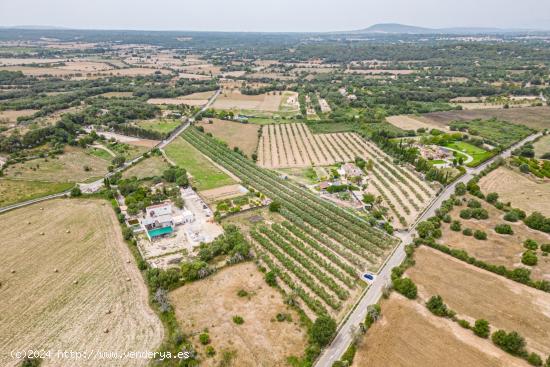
122;155;171;180
0;199;163;367
197;119;260;156
534;134;550;158
386;115;450;131
407;247;550;356
440;195;550;281
2;146;109;183
0;65;169;78
211;90;285;112
0;179;73;207
147;91;214;106
479;166;550;216
352;294;528;367
417;106;550;131
169;262;307;366
0;109;39;123
199;184;247;203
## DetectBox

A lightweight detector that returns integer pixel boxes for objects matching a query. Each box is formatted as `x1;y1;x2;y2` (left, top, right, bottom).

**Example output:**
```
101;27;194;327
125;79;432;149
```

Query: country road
314;131;543;367
0;89;221;212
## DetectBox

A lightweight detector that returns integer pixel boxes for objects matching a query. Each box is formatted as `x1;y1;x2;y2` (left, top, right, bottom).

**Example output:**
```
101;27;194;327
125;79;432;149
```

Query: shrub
450;220;461;232
311;316;337;347
504;211;519;222
455;182;467;195
392;277;417;299
495;224;514;235
486;192;499;203
199;332;210;345
524;239;539;250
462;228;473;236
71;186;82;197
276;313;291;322
474;230;487;240
491;330;526;356
426;295;455;318
232;315;244;325
460;209;473;219
237;289;248;297
528;353;543;366
205;345;216;357
473;319;490;338
541;244;550;253
468;199;482;208
522;250;538;266
265;271;277;286
471;208;489;220
458;319;471;329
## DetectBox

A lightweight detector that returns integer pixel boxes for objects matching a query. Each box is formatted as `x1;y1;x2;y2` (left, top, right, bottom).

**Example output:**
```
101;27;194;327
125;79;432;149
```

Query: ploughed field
0;199;163;367
181;126;399;320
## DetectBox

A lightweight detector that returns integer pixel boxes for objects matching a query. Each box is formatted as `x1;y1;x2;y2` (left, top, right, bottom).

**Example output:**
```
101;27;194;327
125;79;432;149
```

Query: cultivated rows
258;123;368;168
183;127;398;318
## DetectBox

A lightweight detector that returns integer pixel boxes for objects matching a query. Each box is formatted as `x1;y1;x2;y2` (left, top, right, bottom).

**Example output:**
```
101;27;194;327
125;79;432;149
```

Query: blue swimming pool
148;226;173;238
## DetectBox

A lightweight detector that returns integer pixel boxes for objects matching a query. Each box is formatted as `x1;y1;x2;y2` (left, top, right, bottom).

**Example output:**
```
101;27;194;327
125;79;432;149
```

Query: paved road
0;89;221;212
315;131;543;367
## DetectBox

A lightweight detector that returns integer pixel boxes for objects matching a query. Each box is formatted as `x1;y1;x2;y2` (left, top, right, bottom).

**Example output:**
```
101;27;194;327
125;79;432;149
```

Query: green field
164;137;235;190
443;141;494;167
136;119;181;134
87;147;113;160
0;179;73;207
449;118;534;147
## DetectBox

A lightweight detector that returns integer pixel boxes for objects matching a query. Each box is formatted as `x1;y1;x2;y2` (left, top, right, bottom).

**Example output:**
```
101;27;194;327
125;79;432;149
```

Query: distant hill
350;23;532;35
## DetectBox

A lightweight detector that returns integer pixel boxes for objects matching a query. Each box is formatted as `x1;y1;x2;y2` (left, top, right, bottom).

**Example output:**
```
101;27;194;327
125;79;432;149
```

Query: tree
450;220;461;232
265;271;277;286
495;224;513;235
269;200;281;212
473;319;490;338
426;295;454;317
474;230;487;240
486;192;499;204
491;330;526;356
523;239;538;250
112;155;126;167
392;277;417;299
417;221;436;239
71;186;82;197
455;182;467;196
522;250;538;266
311;316;337;347
527;353;543;367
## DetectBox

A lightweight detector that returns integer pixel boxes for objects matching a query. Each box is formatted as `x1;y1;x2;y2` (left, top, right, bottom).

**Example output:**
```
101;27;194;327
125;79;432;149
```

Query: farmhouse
418;144;453;161
338;163;363;178
141;202;174;239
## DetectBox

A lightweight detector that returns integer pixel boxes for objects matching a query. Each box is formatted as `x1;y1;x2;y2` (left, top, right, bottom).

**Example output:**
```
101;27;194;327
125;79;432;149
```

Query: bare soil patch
212;90;285;112
122;155;171;180
387;115;449;131
169;262;307;366
353;294;528;367
197;118;260;156
407;247;550;356
417;106;550;131
199;184;248;203
0;199;163;367
479;166;550;216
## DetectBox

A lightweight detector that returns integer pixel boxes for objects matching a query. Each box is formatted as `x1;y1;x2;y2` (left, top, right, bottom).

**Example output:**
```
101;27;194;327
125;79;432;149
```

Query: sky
1;0;549;32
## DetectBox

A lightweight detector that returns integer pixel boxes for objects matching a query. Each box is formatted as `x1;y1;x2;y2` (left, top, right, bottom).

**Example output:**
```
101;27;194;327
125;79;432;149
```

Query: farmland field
211;90;287;112
0;199;163;367
352;294;528;367
479;166;550;216
439;195;550;281
182;127;399;319
449;119;534;147
135;119;181;134
257;122;437;227
0;179;73;207
417;107;550;131
170;262;307;366
2;146;109;183
534;134;550;158
122;155;171;180
164;136;236;191
407;247;550;356
386;115;448;132
0;109;39;123
197;118;260;156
